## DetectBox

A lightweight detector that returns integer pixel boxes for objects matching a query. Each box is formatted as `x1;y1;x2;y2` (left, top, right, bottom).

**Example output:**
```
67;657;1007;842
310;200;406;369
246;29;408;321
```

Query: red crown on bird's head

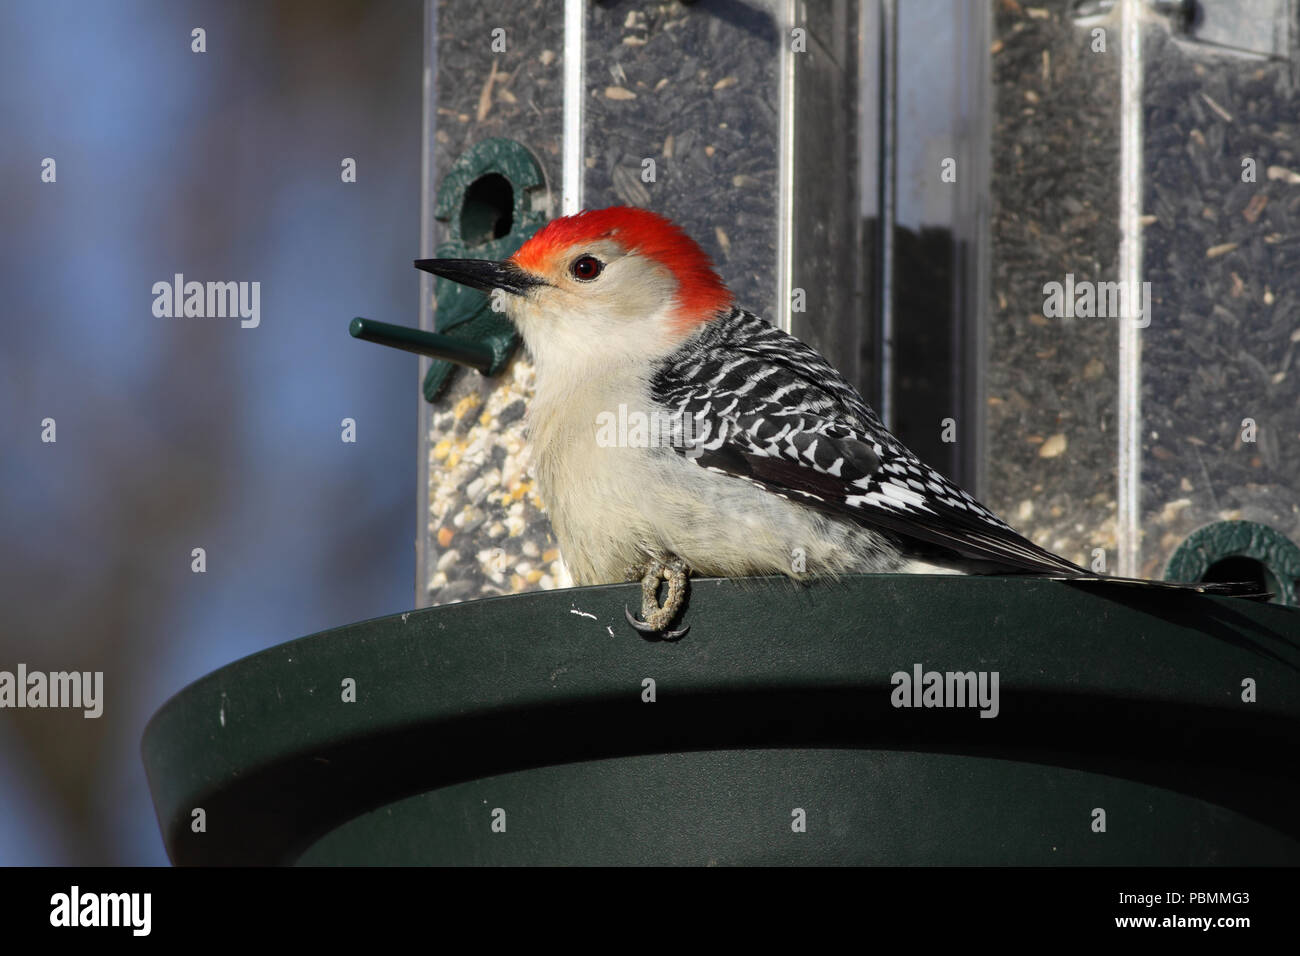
512;207;733;329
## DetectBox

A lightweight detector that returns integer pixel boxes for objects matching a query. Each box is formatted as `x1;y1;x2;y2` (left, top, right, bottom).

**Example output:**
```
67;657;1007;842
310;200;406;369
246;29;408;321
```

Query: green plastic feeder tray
142;575;1300;865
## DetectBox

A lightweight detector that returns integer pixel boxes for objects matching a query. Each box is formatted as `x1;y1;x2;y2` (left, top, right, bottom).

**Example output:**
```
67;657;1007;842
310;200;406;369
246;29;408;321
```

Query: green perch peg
348;317;495;374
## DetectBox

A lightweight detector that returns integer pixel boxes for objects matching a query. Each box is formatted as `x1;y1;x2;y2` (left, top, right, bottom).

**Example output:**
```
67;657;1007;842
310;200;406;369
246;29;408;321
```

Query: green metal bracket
422;138;549;401
1166;519;1300;607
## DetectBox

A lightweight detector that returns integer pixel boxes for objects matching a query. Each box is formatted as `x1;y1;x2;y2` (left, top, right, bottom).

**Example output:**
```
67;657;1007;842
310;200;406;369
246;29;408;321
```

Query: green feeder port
351;139;549;399
142;575;1300;866
1167;520;1300;608
419;137;548;402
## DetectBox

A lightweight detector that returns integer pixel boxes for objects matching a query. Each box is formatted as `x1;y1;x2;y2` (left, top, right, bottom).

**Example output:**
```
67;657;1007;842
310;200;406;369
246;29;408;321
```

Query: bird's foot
624;556;691;639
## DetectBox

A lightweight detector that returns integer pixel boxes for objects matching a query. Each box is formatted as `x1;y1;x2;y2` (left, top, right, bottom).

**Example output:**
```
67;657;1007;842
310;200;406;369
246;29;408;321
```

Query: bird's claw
624;556;691;639
624;604;689;639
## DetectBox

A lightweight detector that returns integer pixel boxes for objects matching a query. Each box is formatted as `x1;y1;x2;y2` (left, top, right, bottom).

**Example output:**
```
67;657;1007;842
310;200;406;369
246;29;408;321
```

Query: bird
416;206;1263;637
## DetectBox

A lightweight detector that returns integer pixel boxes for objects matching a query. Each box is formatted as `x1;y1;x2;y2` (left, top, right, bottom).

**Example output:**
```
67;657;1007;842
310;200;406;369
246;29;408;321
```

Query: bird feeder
143;575;1300;865
144;0;1300;865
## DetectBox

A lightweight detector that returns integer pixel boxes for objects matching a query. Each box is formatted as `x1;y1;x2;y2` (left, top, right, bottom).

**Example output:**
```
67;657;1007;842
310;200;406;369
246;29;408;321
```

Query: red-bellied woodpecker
417;206;1262;637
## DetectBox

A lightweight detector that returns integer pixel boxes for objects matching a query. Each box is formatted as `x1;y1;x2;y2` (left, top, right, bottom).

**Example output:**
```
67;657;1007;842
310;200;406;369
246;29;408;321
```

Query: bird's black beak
414;258;544;297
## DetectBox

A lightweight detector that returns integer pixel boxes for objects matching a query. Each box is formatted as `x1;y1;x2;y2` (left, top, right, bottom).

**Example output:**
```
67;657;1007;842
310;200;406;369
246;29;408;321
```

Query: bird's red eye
570;255;603;281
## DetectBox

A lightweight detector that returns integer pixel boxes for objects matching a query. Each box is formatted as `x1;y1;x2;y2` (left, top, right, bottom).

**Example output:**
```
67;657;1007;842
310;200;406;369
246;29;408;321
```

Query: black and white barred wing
653;311;1268;595
667;394;1085;576
653;314;1086;576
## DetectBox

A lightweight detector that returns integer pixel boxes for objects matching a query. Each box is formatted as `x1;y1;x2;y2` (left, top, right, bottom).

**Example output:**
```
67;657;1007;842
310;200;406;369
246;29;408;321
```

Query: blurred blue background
0;0;422;864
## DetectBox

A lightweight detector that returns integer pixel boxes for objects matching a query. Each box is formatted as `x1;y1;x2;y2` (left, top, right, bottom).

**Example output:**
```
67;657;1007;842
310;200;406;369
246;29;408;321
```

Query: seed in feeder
437;527;455;548
605;86;636;100
1199;93;1232;123
453;394;481;420
1038;433;1067;458
1242;193;1268;223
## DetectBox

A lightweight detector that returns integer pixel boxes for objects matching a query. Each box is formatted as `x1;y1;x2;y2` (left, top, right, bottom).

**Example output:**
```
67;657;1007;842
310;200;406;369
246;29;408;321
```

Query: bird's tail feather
1053;574;1273;602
